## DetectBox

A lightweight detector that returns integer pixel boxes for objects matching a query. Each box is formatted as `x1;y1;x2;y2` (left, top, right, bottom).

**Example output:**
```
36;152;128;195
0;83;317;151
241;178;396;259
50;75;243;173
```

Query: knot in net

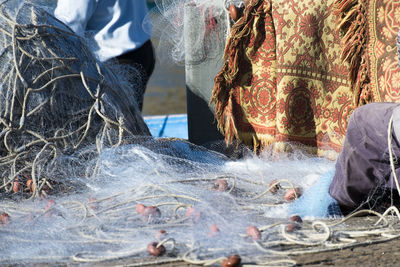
0;1;150;199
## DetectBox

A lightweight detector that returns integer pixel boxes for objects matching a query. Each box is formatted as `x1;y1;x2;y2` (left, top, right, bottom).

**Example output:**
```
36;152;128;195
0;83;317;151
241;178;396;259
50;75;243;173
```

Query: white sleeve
54;0;98;36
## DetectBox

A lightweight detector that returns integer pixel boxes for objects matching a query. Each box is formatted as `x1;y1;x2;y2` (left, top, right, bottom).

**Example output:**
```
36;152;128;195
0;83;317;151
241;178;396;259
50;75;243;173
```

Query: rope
387;114;400;198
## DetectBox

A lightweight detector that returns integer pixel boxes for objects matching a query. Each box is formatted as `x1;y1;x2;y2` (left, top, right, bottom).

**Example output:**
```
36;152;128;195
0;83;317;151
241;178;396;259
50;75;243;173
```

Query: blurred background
31;0;188;116
142;0;186;116
142;41;186;116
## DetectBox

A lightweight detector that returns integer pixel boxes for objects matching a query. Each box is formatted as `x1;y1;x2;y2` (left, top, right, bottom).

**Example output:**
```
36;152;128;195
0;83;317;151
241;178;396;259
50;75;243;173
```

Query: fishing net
0;0;150;199
146;0;242;65
0;138;335;265
2;137;400;266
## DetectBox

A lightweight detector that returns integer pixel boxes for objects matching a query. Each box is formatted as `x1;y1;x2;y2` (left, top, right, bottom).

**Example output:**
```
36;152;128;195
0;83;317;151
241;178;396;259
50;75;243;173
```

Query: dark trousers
329;103;400;214
117;39;155;111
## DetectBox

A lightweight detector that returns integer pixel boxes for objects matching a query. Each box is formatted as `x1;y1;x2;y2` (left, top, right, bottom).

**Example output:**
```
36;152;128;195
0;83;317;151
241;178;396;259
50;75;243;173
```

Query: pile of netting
0;0;150;199
2;139;400;266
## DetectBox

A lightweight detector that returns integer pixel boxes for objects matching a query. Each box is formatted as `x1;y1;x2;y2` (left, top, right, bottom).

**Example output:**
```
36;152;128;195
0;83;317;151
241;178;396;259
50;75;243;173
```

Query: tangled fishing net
3;138;400;266
0;0;150;199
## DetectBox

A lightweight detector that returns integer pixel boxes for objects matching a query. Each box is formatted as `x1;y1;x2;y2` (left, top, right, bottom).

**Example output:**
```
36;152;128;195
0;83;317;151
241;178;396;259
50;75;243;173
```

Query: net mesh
146;0;234;65
3;137;398;266
0;0;150;199
0;138;337;265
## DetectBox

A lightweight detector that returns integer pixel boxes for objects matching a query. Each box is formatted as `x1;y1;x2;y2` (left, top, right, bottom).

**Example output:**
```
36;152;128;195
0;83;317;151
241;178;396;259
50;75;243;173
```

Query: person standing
54;0;155;111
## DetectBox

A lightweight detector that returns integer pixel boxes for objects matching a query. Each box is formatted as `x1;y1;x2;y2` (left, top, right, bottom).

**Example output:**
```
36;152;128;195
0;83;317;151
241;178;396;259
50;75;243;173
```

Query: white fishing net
2;136;400;266
146;0;243;65
0;0;150;199
0;138;337;265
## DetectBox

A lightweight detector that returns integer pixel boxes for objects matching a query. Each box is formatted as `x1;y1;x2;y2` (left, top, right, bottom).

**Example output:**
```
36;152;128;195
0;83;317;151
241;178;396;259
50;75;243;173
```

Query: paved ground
292;238;400;266
8;216;399;267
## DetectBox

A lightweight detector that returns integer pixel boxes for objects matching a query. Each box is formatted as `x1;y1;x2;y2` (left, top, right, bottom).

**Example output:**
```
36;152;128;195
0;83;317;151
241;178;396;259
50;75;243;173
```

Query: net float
286;223;301;232
286;215;303;232
213;179;228;192
26;179;34;193
247;225;261;240
284;187;302;202
142;206;161;221
147;242;166;257
12;178;20;193
229;5;239;21
208;223;220;237
136;204;161;222
136;203;145;214
0;212;10;225
186;206;201;222
289;215;303;223
269;179;281;194
221;254;241;267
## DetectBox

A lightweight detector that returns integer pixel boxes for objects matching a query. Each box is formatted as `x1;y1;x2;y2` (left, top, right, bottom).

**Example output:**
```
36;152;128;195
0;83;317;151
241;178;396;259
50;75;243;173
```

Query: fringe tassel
211;0;267;146
334;0;369;106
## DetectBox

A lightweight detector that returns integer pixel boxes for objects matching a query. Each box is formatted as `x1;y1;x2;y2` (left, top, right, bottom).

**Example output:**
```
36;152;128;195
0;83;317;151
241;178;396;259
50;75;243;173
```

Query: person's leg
329;102;400;214
117;40;155;110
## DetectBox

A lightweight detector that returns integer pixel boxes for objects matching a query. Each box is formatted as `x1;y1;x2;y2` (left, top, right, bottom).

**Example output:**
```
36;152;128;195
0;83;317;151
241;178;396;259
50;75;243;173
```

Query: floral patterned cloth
335;0;400;105
212;0;355;155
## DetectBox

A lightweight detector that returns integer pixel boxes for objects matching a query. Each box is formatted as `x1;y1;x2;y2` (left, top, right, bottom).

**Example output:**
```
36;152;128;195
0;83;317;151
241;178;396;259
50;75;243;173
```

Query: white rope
387;114;400;198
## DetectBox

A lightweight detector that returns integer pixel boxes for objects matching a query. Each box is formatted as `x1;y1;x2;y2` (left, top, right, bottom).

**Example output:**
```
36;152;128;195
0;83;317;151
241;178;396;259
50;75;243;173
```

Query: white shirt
54;0;151;61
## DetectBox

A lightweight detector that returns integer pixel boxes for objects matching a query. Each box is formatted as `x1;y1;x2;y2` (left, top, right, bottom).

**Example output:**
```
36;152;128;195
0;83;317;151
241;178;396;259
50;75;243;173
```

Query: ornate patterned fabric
212;0;355;155
335;0;400;105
